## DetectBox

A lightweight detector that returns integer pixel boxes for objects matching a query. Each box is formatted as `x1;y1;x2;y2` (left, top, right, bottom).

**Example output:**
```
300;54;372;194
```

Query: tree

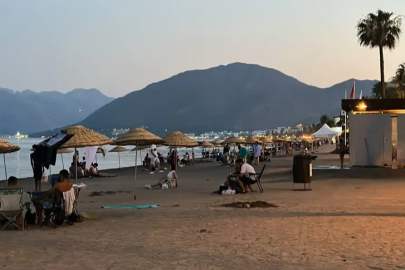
357;10;402;98
393;62;405;97
372;81;400;98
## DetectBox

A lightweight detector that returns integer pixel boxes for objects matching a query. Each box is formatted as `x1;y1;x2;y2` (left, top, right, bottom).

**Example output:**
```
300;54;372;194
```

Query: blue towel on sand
101;204;159;209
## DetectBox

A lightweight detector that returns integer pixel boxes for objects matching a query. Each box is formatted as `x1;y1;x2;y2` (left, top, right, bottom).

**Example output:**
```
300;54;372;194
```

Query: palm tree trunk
379;45;385;99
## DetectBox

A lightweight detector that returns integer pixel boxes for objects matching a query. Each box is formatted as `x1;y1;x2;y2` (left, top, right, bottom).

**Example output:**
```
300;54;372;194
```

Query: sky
0;0;405;98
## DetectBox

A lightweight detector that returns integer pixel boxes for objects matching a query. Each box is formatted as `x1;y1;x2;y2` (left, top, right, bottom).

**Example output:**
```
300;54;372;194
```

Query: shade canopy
60;125;112;149
199;141;215;148
57;148;73;154
109;146;129;153
0;139;20;154
113;127;163;146
245;136;262;145
163;131;199;147
259;137;273;144
221;136;246;144
311;124;338;138
131;145;152;151
211;139;222;146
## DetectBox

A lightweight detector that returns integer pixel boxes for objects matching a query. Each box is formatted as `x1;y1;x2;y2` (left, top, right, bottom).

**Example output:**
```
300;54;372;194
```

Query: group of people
69;150;117;179
219;158;258;194
1;169;80;228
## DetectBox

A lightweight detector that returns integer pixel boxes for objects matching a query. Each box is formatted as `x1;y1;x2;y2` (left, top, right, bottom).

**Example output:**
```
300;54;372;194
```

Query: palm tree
357;10;402;98
393;63;405;97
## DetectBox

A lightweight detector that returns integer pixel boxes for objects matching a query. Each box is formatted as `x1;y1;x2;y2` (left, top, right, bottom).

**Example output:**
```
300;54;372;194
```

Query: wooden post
391;115;398;169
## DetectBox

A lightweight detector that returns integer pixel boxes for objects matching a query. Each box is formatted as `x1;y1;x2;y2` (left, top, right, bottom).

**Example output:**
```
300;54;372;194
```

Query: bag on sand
42;172;48;183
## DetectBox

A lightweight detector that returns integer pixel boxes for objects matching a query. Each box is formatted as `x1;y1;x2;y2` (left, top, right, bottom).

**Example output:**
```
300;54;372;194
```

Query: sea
0;138;212;181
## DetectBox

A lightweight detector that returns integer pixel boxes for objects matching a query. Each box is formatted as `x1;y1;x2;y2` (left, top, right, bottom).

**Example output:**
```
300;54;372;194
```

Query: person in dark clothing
339;138;346;169
30;145;44;191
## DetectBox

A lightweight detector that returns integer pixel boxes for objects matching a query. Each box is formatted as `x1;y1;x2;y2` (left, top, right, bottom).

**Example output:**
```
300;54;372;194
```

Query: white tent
312;124;338;138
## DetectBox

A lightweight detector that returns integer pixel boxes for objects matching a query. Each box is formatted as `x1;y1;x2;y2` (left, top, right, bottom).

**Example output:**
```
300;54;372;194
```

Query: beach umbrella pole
61;153;65;169
134;148;138;200
3;153;7;180
75;147;78;184
118;152;121;169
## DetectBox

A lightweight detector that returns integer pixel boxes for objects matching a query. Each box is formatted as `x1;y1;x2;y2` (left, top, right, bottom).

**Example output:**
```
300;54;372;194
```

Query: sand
2;145;405;270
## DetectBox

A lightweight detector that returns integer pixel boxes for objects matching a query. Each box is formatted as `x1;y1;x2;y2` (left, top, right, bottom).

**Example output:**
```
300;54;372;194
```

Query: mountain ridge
29;63;378;137
0;88;114;135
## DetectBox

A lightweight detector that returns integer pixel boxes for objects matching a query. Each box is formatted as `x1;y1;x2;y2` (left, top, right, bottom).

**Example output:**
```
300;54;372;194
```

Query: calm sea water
0;138;212;181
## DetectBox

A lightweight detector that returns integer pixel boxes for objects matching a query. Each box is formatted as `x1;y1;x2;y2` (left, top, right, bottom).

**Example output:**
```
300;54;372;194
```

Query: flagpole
344;90;347;146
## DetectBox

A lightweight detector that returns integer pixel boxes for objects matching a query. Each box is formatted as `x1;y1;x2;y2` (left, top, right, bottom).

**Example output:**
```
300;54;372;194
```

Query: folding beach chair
31;190;66;228
249;164;266;193
0;188;24;231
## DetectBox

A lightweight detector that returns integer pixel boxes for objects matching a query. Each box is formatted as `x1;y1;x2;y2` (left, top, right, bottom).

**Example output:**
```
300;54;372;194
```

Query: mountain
31;63;378;137
0;88;114;135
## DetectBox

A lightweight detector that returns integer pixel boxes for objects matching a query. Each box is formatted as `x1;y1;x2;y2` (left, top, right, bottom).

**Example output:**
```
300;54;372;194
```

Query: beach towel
63;188;76;215
101;204;159;209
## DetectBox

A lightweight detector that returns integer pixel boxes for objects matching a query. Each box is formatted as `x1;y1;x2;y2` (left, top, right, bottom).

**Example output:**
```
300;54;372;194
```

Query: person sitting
33;170;73;225
89;163;117;177
69;162;84;179
181;152;190;166
235;158;257;192
80;157;86;170
145;170;178;189
225;163;245;193
0;176;20;190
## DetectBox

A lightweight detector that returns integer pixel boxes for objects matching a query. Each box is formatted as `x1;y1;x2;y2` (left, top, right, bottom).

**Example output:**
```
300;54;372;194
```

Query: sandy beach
2;146;405;270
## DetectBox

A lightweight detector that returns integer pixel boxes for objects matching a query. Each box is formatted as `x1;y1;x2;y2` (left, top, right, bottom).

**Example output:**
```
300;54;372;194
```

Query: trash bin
293;155;314;190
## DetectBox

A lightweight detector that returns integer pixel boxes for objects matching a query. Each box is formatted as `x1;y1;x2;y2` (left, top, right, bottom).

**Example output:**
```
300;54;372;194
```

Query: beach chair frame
249;164;266;193
0;188;24;231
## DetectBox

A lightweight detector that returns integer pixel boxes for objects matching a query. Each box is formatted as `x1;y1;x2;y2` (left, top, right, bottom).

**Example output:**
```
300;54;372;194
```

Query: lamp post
391;115;398;169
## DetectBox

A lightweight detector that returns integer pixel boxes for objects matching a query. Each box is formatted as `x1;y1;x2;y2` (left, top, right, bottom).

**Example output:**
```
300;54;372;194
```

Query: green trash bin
293;155;313;190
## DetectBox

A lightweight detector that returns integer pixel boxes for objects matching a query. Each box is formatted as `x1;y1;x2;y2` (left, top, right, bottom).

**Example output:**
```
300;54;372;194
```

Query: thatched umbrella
0;139;20;180
245;136;263;145
221;136;246;145
109;146;129;169
211;139;222;147
57;148;73;169
60;125;112;183
162;131;198;186
113;127;164;200
199;141;215;161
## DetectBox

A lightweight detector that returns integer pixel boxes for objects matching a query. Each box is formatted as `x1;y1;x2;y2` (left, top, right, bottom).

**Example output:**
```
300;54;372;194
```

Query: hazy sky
1;0;405;97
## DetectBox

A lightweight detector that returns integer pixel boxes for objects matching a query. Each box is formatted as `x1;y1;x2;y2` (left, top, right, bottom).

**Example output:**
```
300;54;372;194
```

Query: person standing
149;144;161;174
30;145;44;191
253;141;261;165
339;138;346;169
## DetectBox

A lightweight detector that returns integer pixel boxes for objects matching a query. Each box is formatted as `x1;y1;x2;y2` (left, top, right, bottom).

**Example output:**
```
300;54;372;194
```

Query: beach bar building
342;99;405;168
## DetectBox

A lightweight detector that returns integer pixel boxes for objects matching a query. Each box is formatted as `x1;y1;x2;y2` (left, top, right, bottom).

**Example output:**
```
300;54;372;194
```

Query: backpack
54;207;66;226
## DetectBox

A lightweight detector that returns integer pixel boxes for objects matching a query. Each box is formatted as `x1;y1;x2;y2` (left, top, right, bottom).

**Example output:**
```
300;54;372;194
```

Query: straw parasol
59;125;112;149
221;136;246;145
59;125;112;183
109;146;129;169
162;131;199;186
259;137;273;144
113;127;164;200
57;148;73;169
211;139;222;147
199;141;215;148
245;136;263;145
0;139;21;180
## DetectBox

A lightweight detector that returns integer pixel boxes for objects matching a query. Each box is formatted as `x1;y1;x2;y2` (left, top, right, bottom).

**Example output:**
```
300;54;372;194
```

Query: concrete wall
349;114;405;166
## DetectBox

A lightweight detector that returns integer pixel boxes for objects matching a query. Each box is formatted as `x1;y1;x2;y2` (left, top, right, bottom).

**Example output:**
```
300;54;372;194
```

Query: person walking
253;141;261;165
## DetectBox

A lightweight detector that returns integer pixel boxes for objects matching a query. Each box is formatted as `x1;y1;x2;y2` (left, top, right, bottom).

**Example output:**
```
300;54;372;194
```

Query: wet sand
2;146;405;270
